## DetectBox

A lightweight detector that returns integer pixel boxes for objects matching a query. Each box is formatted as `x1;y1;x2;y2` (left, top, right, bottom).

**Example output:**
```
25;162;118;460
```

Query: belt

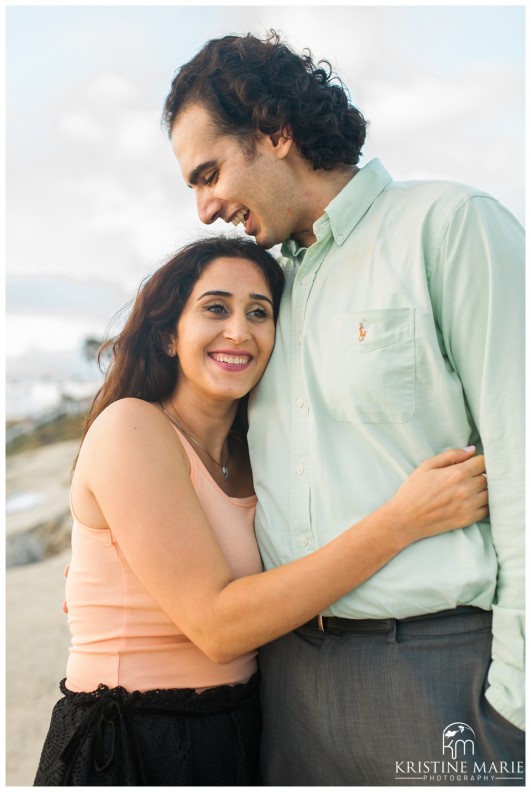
302;606;484;635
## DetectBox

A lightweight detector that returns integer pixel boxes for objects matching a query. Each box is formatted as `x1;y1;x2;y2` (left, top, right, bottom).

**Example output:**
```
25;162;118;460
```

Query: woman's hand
390;446;488;544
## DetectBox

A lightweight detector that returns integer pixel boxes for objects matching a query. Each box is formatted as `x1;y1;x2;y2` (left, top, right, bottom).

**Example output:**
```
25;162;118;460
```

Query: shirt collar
281;158;393;261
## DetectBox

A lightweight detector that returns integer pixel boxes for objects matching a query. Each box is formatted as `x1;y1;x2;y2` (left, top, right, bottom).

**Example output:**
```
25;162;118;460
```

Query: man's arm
429;194;525;730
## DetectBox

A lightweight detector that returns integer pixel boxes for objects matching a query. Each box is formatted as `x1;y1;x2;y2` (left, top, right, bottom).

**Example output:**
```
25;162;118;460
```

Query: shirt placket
288;237;329;556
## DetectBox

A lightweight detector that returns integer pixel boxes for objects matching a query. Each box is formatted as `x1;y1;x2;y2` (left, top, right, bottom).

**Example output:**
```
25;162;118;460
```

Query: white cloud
57;111;107;145
360;62;524;222
7;66;204;288
56;73;161;161
7;275;130;317
81;72;142;105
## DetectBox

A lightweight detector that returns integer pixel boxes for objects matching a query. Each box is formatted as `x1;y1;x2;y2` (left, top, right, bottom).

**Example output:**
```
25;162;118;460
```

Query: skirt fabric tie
34;674;261;786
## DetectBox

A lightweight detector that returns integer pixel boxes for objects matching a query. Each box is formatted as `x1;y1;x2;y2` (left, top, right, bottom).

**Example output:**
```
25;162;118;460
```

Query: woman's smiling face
170;256;276;404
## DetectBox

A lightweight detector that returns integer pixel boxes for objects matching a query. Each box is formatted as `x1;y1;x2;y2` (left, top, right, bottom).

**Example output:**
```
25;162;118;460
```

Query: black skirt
34;674;261;786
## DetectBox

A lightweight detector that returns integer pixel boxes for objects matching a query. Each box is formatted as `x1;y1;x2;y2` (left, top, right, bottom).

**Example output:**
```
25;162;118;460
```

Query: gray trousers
259;608;525;786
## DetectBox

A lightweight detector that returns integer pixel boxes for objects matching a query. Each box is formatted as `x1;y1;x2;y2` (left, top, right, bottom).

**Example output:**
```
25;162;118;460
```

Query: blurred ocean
6;337;105;423
6;378;100;422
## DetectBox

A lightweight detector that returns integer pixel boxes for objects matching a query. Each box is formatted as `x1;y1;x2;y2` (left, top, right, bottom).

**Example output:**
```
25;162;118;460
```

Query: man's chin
253;230;282;250
238;221;283;250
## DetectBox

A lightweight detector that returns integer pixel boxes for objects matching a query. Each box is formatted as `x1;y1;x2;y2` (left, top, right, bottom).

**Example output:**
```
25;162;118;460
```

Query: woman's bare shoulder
95;397;161;423
81;398;188;468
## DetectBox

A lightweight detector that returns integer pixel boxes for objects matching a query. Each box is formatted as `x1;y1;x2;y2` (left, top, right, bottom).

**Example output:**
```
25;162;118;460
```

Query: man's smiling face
170;103;303;249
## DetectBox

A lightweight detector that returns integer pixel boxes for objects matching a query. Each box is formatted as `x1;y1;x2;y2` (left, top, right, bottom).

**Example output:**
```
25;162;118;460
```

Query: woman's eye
248;307;270;320
205;303;226;315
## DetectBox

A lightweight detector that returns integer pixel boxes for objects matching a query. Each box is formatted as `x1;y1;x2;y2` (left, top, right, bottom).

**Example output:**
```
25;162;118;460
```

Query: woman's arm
79;399;488;663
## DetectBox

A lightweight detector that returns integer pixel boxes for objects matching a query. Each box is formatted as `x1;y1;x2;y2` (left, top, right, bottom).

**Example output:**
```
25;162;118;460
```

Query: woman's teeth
211;354;250;365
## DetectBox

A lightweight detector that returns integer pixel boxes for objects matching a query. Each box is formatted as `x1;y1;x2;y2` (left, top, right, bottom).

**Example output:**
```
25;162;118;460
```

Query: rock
6;512;73;568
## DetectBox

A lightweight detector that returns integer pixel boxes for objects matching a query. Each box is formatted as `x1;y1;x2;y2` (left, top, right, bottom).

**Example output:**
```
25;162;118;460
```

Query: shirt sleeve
428;195;525;730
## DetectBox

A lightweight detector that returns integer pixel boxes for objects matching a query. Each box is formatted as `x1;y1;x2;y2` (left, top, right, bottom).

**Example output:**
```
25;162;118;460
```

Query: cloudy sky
5;3;525;400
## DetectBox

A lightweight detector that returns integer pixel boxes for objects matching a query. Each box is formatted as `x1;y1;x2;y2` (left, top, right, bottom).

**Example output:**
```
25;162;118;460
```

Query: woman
34;236;487;786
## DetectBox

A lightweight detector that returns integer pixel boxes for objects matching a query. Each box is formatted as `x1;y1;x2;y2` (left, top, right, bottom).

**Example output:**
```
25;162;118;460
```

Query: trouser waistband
301;606;486;635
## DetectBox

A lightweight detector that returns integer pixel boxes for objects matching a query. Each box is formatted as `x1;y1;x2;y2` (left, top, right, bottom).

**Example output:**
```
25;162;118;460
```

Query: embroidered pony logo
358;320;367;342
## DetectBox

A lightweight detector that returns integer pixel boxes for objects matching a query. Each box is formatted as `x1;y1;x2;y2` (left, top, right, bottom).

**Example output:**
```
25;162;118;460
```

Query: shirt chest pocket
323;308;416;423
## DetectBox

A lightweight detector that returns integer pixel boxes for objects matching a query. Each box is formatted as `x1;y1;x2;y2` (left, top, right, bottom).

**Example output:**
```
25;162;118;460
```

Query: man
163;32;524;785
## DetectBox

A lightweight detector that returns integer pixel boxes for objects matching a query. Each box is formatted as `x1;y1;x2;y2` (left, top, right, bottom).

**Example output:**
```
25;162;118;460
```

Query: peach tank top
65;426;262;693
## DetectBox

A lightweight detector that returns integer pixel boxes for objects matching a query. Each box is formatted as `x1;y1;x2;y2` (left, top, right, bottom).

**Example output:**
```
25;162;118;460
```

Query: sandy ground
6;440;78;537
6;441;78;787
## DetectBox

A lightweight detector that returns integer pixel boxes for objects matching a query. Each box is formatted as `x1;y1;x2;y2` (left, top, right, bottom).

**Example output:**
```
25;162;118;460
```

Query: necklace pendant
222;465;229;480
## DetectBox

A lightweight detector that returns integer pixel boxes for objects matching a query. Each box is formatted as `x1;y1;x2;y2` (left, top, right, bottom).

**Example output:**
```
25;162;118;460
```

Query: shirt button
296;398;304;408
337;233;344;242
296;464;304;476
297;335;302;345
297;535;308;547
301;276;309;285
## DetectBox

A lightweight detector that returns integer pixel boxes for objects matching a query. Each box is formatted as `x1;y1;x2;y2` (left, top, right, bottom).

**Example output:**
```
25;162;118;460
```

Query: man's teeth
230;210;247;226
212;354;250;365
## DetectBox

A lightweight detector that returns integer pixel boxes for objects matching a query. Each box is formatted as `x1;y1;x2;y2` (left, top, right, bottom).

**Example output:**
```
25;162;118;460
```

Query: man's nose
196;190;224;225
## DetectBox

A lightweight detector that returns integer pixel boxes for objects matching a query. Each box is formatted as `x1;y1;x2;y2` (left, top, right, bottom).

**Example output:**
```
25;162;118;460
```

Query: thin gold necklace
160;403;230;480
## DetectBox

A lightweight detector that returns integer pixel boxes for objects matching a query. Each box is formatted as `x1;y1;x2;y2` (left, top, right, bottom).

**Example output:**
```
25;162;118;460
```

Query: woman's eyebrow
197;290;231;300
197;290;273;307
250;293;274;307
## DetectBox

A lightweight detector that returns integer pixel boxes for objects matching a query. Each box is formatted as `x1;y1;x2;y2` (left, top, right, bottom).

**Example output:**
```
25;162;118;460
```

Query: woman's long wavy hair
79;236;285;450
162;30;367;170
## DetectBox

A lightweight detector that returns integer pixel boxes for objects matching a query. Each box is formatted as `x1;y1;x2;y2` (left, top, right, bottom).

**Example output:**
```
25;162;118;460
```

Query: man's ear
267;124;293;159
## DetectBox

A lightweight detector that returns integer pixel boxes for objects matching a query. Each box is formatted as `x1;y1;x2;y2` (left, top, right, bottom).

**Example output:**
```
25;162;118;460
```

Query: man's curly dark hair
162;30;367;171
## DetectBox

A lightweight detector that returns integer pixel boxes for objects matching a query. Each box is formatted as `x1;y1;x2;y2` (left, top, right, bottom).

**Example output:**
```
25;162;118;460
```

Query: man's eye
204;171;218;186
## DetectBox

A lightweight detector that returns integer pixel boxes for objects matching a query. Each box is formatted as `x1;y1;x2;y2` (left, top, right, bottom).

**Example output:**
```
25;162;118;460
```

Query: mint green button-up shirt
248;159;524;729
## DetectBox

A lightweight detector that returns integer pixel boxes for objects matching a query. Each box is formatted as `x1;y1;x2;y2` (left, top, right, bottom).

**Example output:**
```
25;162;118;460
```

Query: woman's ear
164;333;177;357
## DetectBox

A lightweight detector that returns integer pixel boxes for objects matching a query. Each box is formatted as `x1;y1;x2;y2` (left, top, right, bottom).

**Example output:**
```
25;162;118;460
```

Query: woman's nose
223;313;251;343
